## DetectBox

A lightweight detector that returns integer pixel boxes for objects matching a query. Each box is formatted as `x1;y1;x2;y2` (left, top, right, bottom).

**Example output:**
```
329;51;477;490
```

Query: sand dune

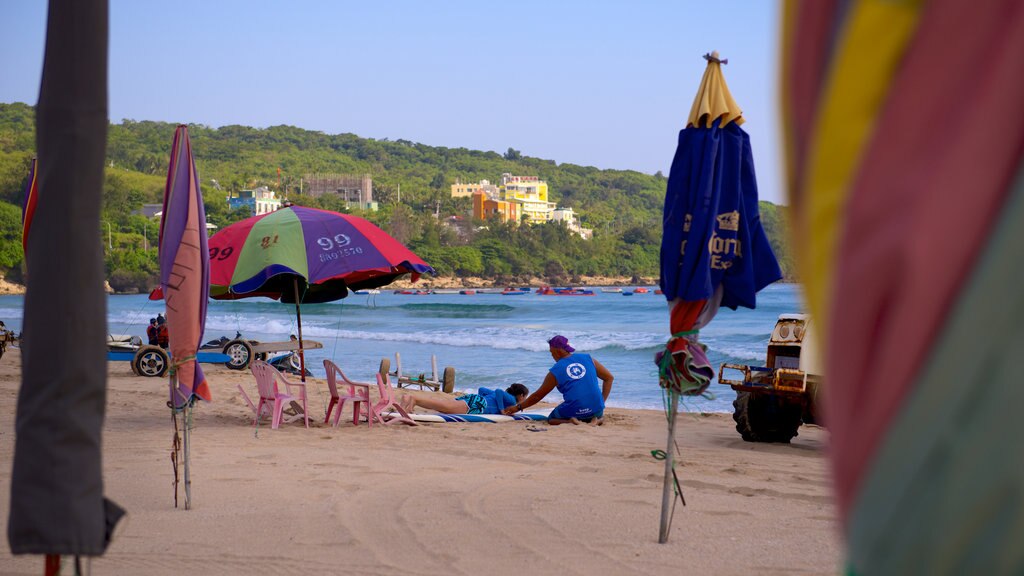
0;349;841;575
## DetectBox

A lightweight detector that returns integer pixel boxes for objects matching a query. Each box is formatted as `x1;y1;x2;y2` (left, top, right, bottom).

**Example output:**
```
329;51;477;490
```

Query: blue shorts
549;402;603;421
455;394;487;414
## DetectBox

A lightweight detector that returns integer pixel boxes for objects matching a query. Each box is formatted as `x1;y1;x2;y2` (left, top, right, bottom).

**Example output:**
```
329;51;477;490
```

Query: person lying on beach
503;335;614;425
399;383;529;415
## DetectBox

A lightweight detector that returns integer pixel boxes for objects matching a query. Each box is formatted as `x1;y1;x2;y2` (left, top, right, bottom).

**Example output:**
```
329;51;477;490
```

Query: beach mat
385;410;550;423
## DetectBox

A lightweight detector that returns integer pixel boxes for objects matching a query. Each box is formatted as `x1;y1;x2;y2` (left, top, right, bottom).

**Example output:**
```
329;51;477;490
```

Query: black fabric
8;0;123;556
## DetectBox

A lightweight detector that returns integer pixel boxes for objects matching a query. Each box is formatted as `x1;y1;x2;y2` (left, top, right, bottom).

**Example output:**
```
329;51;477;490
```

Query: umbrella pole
658;389;679;543
183;396;191;510
293;278;306;382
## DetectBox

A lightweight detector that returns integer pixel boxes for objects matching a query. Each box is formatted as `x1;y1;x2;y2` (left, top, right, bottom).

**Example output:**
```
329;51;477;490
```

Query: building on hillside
302;173;378;211
228;186;281;216
135;204;163;219
552;207;593;239
500;173;555;223
472;192;519;224
451;179;500;200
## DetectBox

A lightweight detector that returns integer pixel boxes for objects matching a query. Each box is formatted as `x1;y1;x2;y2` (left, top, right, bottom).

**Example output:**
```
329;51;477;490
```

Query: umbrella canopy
20;157;38;257
208;205;434;303
159;125;211;407
782;0;1024;572
660;51;781;353
9;0;124;558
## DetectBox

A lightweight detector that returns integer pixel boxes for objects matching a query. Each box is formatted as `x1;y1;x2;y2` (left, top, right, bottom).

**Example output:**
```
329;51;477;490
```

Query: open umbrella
781;1;1024;572
207;205;434;378
157;124;211;509
656;52;781;543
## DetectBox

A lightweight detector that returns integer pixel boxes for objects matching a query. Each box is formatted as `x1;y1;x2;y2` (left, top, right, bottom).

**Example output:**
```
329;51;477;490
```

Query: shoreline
0;275;802;295
0;348;841;573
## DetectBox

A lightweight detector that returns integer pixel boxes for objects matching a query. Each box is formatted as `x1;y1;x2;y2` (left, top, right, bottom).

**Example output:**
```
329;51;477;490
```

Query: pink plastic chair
369;373;417;426
323;359;371;427
250;360;309;429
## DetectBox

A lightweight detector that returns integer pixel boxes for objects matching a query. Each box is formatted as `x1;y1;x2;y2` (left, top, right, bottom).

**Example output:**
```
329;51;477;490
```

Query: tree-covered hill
0;101;794;291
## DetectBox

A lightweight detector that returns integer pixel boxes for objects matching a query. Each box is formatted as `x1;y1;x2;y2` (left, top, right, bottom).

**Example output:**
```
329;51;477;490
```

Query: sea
0;282;804;413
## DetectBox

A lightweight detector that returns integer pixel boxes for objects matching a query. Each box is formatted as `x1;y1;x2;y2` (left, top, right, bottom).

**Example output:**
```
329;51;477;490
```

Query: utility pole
397;183;401;204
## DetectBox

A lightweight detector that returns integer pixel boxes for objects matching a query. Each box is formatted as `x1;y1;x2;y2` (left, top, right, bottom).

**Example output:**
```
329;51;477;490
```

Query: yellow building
500;173;555;223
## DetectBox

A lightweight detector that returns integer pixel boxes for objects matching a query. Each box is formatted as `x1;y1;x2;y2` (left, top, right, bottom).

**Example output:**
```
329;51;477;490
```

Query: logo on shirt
566;363;586;379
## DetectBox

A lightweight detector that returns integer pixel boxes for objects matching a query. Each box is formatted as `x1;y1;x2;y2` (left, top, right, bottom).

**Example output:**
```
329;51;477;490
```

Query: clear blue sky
0;0;783;203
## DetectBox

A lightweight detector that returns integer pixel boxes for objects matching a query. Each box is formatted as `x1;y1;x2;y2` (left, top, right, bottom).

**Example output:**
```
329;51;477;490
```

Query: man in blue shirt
504;335;615;425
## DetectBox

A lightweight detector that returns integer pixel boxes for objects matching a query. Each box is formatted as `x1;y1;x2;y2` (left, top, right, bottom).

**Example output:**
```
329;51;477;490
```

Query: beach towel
384;409;551;423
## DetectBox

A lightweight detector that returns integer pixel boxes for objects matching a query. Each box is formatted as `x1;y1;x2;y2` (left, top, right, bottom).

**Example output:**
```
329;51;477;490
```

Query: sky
0;0;784;203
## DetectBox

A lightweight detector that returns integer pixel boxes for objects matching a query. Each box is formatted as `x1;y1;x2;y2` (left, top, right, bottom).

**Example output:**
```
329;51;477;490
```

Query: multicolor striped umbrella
781;0;1024;572
208;205;434;378
159;125;211;407
208;205;433;303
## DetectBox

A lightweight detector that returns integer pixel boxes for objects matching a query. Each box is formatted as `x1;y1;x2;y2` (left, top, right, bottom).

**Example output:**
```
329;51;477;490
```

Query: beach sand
0;349;841;575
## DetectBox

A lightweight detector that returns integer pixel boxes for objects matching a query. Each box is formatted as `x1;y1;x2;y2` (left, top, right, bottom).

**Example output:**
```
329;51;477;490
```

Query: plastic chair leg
272;398;284;429
325;397;338;424
339;399;352;426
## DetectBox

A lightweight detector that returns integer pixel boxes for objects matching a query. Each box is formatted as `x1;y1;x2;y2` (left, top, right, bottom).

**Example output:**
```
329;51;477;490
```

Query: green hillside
0;102;794;291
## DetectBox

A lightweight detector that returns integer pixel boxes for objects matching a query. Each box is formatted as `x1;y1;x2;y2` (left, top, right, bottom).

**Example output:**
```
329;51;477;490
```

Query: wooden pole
658;389;679;543
183;397;191;510
293;277;306;382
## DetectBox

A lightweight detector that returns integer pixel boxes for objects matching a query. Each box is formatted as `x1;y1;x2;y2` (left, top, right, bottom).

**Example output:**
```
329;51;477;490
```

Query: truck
718;314;823;443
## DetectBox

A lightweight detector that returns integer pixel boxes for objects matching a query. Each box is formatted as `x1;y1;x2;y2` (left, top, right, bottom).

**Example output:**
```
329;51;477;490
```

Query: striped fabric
782;0;1024;572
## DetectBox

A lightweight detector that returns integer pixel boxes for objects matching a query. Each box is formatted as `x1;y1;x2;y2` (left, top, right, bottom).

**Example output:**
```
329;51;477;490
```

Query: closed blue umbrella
656;52;781;542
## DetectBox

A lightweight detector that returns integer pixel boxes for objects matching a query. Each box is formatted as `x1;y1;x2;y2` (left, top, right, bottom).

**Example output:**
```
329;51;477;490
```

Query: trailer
107;334;323;377
0;324;16;360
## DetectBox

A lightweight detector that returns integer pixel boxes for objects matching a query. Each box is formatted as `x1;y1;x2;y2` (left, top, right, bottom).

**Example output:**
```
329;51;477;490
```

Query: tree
0;200;24;270
504;147;521;161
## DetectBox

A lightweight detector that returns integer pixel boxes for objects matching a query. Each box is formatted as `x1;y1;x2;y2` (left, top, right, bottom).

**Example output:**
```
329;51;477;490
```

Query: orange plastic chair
323;359;372;427
369;373;417;426
250;360;309;429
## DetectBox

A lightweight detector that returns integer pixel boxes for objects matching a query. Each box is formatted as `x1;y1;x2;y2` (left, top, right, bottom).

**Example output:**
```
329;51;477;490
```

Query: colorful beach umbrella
20;157;38;258
159;125;211;408
208;205;434;377
656;52;781;543
9;0;125;566
781;0;1024;572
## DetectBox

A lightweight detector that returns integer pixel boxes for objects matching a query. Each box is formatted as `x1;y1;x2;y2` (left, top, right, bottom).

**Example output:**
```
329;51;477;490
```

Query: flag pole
659;389;679;543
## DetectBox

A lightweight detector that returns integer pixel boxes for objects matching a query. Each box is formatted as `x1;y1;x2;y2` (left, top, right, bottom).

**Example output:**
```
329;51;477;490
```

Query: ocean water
0;283;804;413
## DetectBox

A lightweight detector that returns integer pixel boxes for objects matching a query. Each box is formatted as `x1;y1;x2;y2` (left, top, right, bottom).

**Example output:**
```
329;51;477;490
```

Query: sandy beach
0;348;841;574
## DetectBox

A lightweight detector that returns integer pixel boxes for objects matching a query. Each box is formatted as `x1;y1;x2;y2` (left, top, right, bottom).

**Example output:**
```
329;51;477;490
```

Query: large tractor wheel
134;345;169;378
223;339;253;371
442;366;456;394
732;391;803;443
378;358;391;380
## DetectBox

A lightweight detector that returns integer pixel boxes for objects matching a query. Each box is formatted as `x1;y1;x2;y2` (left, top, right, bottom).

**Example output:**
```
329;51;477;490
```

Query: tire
442;366;456;394
223;339;253;371
134;345;169;378
378;358;391;379
732;391;803;443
